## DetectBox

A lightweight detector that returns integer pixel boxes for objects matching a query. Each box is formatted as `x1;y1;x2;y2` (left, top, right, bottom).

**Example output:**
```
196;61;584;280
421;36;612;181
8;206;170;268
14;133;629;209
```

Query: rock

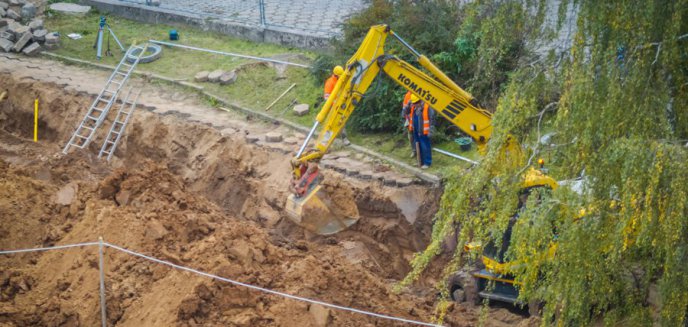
31;28;46;42
0;3;7;10
49;3;91;16
20;3;35;20
44;32;59;45
219;70;237;85
27;19;42;31
0;8;5;18
396;178;413;187
9;0;20;5
55;183;78;205
11;30;29;52
207;69;223;83
21;41;39;56
0;38;13;52
382;175;397;186
145;220;168;240
308;304;330;327
283;136;299;145
0;18;9;27
293;103;309;116
244;134;260;143
149;0;161;6
194;70;209;82
265;132;283;143
345;166;360;177
7;22;26;38
5;9;18;20
358;170;373;180
0;31;13;42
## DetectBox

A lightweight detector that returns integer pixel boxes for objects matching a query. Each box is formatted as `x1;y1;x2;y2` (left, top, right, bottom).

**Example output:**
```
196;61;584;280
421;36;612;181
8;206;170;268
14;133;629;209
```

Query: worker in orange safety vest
401;91;415;158
403;94;435;169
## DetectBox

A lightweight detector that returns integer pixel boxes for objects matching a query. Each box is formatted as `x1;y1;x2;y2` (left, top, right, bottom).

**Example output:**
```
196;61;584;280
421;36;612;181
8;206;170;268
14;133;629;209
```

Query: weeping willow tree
402;0;688;325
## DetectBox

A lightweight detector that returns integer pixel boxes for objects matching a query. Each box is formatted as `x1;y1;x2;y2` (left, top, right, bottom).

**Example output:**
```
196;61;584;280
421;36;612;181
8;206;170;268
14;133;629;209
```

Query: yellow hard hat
537;158;545;166
333;65;344;76
410;94;420;103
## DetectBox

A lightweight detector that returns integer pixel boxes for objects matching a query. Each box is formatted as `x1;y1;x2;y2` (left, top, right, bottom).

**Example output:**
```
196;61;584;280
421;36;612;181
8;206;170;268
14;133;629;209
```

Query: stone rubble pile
0;0;60;56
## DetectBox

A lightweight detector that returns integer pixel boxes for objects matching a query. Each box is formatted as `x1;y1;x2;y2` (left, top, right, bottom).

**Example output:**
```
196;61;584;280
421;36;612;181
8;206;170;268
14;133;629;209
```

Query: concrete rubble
0;2;58;54
293;103;309;116
48;2;91;16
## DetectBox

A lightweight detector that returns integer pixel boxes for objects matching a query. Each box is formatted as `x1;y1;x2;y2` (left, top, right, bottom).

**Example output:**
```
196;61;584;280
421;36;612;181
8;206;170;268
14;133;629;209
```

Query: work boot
420;165;429;169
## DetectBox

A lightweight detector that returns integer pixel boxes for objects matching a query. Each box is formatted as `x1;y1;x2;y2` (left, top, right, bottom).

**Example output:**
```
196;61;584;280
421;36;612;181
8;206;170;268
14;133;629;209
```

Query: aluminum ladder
62;44;147;154
98;88;141;161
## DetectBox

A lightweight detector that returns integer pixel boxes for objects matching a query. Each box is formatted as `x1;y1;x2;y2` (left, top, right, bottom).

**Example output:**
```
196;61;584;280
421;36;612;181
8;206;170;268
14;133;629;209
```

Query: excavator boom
285;24;547;234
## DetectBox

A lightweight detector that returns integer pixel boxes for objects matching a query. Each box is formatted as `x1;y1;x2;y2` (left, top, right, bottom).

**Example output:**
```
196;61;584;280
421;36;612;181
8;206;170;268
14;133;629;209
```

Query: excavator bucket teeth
285;185;360;235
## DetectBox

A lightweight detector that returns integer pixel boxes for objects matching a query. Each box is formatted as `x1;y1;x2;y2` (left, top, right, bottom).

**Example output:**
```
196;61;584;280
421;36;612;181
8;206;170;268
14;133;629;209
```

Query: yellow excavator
285;24;560;306
285;24;556;234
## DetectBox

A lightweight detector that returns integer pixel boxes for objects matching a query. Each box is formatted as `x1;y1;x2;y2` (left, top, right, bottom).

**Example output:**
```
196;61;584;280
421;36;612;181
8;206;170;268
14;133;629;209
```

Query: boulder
8;24;27;38
21;41;40;56
0;38;12;52
0;3;7;10
207;69;223;83
219;70;237;85
194;70;209;82
49;3;91;16
293;103;309;116
20;3;35;20
11;30;30;52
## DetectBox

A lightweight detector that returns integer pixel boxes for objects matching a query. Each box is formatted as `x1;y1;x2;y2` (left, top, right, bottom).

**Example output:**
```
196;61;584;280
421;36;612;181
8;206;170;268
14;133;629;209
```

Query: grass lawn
44;11;481;176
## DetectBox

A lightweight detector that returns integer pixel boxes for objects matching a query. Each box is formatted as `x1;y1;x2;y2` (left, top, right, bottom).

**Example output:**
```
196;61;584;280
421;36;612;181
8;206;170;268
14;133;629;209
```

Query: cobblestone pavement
118;0;367;36
0;53;418;185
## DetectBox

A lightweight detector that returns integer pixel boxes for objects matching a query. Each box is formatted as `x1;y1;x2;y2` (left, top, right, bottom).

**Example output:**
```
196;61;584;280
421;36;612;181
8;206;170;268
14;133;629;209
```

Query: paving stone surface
115;0;366;37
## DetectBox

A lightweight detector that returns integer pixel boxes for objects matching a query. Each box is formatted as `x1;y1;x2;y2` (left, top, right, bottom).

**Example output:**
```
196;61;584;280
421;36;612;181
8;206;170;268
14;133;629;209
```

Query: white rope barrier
0;241;444;327
0;242;99;254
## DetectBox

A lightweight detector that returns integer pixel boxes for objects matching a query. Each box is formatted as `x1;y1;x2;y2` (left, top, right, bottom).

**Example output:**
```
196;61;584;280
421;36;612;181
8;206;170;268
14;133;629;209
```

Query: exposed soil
0;74;535;326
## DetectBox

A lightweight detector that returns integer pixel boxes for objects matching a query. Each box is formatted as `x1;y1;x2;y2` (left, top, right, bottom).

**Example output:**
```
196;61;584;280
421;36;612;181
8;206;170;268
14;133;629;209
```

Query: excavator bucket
285;184;360;235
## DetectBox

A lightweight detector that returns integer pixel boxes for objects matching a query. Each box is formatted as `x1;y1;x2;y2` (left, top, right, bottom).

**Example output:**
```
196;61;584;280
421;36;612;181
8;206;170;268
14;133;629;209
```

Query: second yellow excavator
285;24;557;235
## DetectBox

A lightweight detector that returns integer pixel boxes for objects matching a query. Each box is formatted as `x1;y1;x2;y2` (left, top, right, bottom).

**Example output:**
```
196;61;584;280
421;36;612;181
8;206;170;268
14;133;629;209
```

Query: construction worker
323;65;350;145
404;95;435;169
401;91;415;158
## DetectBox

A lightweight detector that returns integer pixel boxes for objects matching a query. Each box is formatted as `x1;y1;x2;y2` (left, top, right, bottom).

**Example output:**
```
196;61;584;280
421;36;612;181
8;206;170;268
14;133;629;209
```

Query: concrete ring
126;44;163;64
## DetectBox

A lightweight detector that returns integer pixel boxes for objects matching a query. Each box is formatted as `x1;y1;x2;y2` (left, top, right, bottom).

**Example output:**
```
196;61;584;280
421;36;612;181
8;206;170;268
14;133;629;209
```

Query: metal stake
98;237;107;327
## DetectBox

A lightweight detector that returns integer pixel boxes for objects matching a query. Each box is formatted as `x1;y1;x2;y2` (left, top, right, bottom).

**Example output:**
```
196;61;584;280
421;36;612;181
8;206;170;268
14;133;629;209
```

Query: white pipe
433;147;479;165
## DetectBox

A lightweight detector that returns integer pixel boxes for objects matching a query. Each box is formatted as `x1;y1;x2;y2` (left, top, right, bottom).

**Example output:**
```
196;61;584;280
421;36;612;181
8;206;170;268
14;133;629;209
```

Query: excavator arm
285;24;550;234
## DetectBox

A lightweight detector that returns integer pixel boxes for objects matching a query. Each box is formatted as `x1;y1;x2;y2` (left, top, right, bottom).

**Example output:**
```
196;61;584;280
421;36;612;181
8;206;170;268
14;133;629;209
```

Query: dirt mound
0;73;532;326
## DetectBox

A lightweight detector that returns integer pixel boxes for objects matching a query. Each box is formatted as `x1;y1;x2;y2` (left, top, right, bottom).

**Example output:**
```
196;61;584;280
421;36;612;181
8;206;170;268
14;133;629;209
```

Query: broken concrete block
0;8;6;18
382;175;397;186
265;132;283;143
0;38;13;52
5;9;18;20
8;24;27;38
358;170;373;180
293;103;309;116
219;70;237;85
21;41;40;56
44;32;59;44
11;31;30;52
244;134;260;143
0;19;7;28
20;3;35;20
0;31;14;41
9;0;21;5
283;136;299;145
31;28;46;42
49;3;91;16
194;70;209;82
207;69;223;83
0;2;7;10
28;18;42;31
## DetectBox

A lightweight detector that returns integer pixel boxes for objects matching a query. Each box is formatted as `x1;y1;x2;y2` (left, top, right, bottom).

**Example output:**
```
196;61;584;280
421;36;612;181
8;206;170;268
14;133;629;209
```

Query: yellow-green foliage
405;0;688;326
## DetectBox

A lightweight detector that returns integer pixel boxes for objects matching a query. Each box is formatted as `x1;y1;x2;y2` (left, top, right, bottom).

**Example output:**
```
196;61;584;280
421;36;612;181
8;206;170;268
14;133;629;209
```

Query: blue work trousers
412;131;432;166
